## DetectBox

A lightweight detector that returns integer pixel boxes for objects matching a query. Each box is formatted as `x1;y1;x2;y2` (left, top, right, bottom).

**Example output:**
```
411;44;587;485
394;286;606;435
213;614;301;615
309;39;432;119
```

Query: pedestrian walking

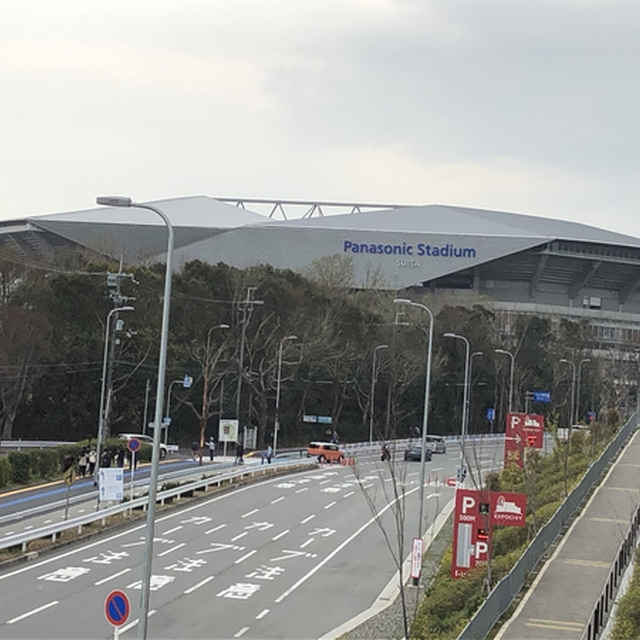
88;449;97;475
191;440;200;461
206;437;216;462
116;446;125;468
78;449;88;477
234;441;244;465
266;445;273;464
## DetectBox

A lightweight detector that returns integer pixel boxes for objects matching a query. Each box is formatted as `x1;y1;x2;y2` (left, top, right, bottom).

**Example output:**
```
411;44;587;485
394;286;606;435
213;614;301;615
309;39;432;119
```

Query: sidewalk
496;429;640;639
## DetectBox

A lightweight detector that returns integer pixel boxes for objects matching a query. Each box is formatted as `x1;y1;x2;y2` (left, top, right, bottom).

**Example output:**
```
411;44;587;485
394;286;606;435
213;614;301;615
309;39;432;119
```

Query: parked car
424;435;447;453
404;445;433;462
117;433;178;459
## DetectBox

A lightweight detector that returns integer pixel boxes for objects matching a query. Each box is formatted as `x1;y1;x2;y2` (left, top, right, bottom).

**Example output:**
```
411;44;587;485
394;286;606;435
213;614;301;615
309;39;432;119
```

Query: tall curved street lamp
369;344;389;444
576;358;591;424
394;298;433;586
94;305;134;487
444;332;471;482
165;375;193;444
273;335;297;456
468;351;483;434
96;196;173;640
495;348;515;413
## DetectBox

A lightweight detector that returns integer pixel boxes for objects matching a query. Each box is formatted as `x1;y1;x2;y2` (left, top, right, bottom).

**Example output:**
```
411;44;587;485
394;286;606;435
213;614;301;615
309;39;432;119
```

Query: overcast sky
2;0;640;235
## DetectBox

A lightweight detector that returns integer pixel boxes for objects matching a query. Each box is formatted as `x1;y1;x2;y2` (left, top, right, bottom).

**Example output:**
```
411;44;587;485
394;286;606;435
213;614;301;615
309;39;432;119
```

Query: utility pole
235;287;263;426
142;378;150;434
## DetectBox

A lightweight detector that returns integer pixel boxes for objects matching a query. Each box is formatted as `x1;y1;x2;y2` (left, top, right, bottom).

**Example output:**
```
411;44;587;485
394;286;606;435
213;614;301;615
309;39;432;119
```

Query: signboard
491;492;526;527
126;438;140;453
62;466;76;487
533;391;551;403
410;537;424;580
317;416;333;424
452;489;490;579
486;408;495;421
452;489;526;579
105;589;130;627
218;419;239;443
99;468;124;502
504;412;544;468
303;415;318;423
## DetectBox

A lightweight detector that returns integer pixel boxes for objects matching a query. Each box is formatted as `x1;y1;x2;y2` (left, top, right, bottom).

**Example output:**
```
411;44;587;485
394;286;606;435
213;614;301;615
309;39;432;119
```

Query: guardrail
582;502;640;639
0;440;76;451
459;413;638;639
0;458;316;556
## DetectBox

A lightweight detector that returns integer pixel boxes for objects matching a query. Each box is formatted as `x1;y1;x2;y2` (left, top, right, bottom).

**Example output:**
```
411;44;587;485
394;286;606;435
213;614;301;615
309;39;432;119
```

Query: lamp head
444;332;457;338
393;298;412;305
96;196;133;207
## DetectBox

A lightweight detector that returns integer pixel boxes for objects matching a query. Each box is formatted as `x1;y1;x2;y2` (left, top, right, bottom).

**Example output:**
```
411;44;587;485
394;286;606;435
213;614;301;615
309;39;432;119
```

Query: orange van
307;442;345;464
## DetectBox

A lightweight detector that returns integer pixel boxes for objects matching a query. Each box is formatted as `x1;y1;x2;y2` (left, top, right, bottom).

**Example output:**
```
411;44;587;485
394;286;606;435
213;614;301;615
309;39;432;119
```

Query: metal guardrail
582;502;640;639
0;440;76;451
0;458;316;555
459;414;638;640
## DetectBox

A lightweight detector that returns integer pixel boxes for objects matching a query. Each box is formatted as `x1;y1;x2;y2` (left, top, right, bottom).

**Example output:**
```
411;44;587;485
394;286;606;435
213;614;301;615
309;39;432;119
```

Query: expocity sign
342;239;477;268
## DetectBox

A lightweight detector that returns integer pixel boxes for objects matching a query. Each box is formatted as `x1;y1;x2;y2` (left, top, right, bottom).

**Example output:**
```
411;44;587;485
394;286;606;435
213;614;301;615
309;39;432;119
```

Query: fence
459;414;638;639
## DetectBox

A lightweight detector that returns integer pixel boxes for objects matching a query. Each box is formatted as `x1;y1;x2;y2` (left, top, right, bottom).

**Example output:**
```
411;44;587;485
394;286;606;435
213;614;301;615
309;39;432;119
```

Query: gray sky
2;0;640;235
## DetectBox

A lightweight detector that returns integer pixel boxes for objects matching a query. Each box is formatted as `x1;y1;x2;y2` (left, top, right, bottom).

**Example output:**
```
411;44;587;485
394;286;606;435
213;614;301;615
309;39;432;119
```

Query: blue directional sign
105;590;130;627
486;408;495;421
533;391;551;403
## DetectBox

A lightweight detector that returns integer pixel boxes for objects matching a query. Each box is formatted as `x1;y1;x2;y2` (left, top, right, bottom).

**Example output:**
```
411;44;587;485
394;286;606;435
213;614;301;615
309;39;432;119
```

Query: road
0;441;503;639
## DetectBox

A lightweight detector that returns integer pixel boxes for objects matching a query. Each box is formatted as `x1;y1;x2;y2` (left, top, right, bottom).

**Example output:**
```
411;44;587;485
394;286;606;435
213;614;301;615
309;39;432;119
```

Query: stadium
2;195;640;350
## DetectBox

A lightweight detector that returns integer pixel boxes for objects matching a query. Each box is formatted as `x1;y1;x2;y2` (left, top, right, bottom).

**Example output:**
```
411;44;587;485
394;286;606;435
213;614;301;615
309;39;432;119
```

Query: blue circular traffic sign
127;438;141;453
105;589;130;627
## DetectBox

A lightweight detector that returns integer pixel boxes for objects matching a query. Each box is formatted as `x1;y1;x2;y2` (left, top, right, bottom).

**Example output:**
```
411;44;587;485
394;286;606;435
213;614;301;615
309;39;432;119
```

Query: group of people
190;437;218;462
77;447;97;477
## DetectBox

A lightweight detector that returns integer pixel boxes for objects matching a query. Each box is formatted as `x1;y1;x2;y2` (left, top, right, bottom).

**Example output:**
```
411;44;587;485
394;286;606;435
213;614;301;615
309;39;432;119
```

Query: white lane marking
272;529;289;541
295;488;308;494
319;480;331;485
184;575;215;594
24;525;34;530
7;600;59;624
3;531;15;536
256;609;270;620
205;524;226;535
324;502;336;510
119;609;157;634
234;626;250;638
343;491;355;498
157;542;185;557
271;496;285;504
94;568;131;585
78;509;86;513
300;538;314;549
301;515;315;524
231;532;248;542
241;509;259;519
431;467;443;471
275;483;418;604
163;525;183;536
44;520;53;524
234;550;257;564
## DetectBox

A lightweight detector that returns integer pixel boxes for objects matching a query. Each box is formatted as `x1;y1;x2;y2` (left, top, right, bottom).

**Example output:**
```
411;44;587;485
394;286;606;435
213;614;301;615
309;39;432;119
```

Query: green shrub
0;457;11;488
611;549;640;639
8;452;31;485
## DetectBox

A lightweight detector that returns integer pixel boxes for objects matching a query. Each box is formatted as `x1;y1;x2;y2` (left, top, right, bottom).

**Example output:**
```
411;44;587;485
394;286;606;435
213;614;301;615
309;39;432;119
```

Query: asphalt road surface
0;442;503;639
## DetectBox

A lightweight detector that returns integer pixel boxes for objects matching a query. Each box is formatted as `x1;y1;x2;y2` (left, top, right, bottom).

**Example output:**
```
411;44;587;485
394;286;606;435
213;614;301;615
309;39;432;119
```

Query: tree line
0;252;628;448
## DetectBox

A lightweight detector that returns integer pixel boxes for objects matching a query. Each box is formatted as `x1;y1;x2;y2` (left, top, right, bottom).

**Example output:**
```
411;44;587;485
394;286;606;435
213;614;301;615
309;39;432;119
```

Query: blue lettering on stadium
342;240;476;259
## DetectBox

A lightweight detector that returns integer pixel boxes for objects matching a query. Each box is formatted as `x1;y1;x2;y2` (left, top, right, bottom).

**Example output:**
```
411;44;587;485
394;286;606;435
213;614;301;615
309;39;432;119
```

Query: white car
117;433;178;458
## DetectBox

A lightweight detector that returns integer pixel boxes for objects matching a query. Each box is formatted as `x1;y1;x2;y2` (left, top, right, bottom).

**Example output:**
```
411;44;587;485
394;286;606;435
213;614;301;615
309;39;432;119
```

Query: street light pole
94;306;134;487
274;335;297;456
495;348;515;413
576;358;591;424
560;358;577;427
165;377;193;444
369;344;389;445
468;352;483;435
394;298;433;586
445;332;471;482
96;196;173;640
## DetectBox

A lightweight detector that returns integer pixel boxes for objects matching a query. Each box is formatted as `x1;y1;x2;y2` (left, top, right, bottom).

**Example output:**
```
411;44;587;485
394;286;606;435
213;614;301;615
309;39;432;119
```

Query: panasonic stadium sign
342;240;477;259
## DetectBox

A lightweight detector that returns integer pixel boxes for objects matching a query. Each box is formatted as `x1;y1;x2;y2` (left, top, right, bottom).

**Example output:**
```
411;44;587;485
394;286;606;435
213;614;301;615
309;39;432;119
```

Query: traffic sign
410;537;423;580
127;437;140;453
486;408;495;421
62;466;76;487
105;589;130;627
533;391;551;403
